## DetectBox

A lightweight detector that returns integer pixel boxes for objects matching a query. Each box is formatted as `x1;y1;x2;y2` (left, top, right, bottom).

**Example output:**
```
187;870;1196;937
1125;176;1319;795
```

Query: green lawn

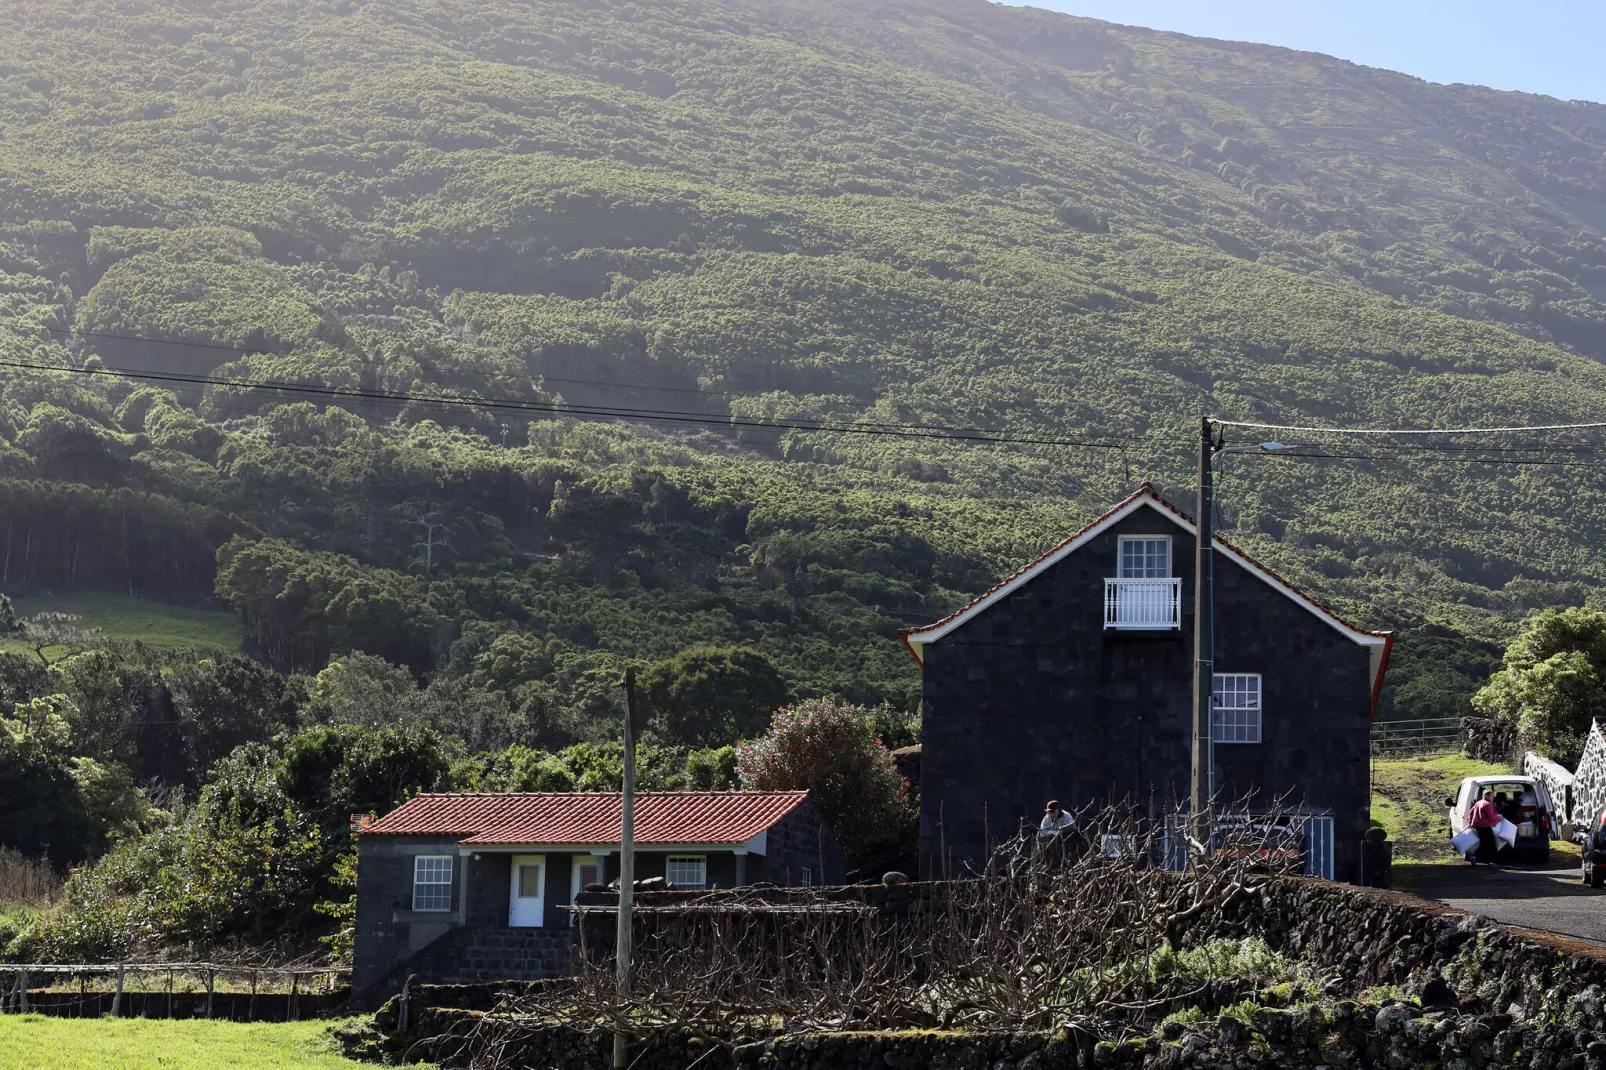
5;593;242;654
0;1016;421;1070
1370;753;1570;864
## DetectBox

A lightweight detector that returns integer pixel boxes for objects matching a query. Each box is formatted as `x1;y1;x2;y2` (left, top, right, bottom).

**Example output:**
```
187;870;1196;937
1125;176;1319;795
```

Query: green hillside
5;0;1606;725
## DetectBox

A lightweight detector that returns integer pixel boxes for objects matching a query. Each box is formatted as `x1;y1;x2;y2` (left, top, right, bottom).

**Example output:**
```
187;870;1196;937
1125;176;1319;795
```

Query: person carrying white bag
1464;788;1506;866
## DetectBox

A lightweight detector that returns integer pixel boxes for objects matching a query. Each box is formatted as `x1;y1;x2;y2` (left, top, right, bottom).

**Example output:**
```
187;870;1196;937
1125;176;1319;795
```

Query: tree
736;697;912;862
639;645;789;748
0;594;20;641
1473;607;1606;763
166;653;304;774
18;612;100;666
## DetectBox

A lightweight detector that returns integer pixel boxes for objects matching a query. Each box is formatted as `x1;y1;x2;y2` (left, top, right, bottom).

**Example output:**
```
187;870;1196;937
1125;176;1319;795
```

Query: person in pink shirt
1467;788;1502;866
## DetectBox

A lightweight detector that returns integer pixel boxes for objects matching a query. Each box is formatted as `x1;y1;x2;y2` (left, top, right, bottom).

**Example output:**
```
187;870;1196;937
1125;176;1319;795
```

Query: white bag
1495;818;1518;849
1451;828;1480;857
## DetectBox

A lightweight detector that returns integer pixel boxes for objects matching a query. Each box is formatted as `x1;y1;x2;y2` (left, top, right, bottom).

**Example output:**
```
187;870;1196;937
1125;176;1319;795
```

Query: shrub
736;697;913;861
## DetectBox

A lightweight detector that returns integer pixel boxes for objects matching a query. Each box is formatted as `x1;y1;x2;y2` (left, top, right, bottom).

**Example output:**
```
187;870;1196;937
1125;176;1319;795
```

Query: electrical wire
1214;417;1606;435
14;327;1123;446
0;356;1132;452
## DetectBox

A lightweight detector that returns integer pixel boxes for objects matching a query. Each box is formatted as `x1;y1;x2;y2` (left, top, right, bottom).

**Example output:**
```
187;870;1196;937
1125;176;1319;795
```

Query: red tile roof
362;791;810;847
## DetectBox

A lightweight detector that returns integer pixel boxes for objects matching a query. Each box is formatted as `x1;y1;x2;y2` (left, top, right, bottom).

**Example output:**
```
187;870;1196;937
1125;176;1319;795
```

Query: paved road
1397;859;1606;945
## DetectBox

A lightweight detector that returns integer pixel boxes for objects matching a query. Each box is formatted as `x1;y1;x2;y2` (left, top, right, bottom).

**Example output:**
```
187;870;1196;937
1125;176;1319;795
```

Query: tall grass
0;848;62;908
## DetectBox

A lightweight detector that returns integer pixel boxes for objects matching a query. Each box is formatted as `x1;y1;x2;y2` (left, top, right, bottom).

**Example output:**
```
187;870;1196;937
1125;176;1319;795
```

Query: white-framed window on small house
1118;536;1171;578
412;855;453;911
800;868;812;887
1213;674;1262;744
665;856;707;890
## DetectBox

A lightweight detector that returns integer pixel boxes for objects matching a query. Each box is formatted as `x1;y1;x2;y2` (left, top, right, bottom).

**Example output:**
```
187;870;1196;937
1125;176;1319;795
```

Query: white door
570;855;602;925
508;854;546;927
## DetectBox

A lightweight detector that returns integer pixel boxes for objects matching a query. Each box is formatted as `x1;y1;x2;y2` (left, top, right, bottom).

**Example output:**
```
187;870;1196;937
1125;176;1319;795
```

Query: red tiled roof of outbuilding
362;791;810;847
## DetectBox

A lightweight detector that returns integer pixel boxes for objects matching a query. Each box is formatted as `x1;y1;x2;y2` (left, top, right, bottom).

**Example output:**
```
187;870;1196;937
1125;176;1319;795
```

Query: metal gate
1302;816;1335;880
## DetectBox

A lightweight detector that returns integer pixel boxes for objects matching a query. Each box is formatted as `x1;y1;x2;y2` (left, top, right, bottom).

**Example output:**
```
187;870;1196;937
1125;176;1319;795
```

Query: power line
0;357;1132;452
1235;449;1606;471
1215;417;1606;435
17;326;1114;444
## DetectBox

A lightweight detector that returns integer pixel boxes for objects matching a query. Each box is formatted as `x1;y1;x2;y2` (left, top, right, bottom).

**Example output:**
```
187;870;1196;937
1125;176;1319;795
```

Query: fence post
111;966;124;1018
289;974;298;1022
18;970;26;1014
205;969;214;1019
248;971;257;1022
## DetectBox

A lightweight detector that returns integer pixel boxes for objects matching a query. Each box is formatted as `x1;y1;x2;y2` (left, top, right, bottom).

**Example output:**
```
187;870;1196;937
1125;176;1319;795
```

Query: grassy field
1371;753;1580;865
4;593;242;654
0;1016;422;1070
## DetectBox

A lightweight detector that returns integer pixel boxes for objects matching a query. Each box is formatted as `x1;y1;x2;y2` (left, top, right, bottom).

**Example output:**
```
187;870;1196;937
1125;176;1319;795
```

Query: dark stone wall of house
355;835;465;996
919;505;1376;882
760;799;846;886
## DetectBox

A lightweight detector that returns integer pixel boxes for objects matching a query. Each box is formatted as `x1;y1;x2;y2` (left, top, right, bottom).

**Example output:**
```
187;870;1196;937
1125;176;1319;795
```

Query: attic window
1213;674;1262;744
1118;536;1171;578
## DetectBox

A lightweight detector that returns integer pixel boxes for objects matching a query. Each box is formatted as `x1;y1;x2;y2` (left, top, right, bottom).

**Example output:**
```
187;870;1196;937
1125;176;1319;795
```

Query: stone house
902;484;1393;883
351;790;844;1004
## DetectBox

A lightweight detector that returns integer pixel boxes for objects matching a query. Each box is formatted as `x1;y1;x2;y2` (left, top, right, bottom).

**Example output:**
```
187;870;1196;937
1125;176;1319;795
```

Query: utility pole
1190;416;1214;832
613;668;638;1070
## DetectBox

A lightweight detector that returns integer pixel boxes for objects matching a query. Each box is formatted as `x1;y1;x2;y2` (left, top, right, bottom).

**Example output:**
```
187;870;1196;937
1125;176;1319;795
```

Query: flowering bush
736;698;913;861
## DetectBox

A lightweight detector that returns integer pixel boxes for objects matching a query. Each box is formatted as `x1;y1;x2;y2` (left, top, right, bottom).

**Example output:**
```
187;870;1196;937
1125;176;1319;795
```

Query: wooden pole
248;971;257;1022
205;969;214;1019
1191;416;1214;835
111;966;124;1018
613;667;638;1070
17;970;26;1014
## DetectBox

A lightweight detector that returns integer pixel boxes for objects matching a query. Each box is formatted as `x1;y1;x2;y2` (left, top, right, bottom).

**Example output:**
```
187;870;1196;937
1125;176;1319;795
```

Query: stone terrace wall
393;880;1606;1068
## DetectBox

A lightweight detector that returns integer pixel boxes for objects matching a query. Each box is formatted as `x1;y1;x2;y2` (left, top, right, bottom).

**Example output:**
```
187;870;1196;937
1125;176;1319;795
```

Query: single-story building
351;790;844;1003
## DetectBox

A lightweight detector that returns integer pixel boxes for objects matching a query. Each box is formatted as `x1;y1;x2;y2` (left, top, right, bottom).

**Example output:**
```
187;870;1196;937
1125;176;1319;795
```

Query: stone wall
1464;716;1520;766
383;879;1606;1068
1527;750;1578;832
352;925;572;1010
1573;720;1606;832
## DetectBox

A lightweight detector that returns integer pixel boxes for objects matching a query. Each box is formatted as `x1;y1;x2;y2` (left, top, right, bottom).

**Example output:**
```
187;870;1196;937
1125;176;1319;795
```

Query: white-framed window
665;856;707;890
412;855;453;911
1213;674;1262;743
800;868;812;887
1118;536;1171;578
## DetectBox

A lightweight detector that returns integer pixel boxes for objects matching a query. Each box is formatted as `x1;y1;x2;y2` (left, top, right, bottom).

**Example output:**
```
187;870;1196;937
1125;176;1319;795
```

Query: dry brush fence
450;801;1314;1066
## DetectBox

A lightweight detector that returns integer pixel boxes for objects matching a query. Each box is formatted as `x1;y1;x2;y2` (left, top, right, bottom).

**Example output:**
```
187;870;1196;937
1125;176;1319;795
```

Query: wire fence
1371;716;1462;757
0;962;350;1020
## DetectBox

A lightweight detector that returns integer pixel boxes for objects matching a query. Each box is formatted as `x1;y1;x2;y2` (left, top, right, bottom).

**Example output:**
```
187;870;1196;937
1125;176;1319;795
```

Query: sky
1009;1;1606;104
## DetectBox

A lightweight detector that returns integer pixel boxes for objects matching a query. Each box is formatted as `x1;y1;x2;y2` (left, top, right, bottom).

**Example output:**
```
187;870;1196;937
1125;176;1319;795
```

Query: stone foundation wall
387;880;1606;1068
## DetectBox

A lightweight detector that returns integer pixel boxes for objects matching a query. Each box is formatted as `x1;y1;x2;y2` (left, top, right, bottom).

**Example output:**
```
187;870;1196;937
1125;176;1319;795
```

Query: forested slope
6;0;1606;725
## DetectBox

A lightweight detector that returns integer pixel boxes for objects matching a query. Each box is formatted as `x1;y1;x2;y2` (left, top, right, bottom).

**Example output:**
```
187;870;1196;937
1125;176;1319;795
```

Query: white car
1445;775;1558;861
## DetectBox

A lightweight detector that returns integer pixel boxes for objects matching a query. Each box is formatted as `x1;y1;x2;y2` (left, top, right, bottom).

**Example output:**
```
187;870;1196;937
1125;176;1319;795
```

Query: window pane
666;857;706;890
518;864;542;898
1120;538;1169;578
1211;674;1261;744
413;855;452;911
579;864;600;888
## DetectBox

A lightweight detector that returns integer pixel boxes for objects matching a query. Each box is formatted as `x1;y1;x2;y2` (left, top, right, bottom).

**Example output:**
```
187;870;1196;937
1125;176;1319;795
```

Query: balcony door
1108;536;1178;629
1118;536;1170;579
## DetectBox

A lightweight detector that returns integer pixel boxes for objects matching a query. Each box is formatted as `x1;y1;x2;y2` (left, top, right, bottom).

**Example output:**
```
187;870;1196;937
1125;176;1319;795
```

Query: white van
1446;775;1559;861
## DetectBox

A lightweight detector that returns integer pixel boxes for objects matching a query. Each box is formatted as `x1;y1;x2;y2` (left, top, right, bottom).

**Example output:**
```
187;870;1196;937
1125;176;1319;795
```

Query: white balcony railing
1104;577;1182;630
